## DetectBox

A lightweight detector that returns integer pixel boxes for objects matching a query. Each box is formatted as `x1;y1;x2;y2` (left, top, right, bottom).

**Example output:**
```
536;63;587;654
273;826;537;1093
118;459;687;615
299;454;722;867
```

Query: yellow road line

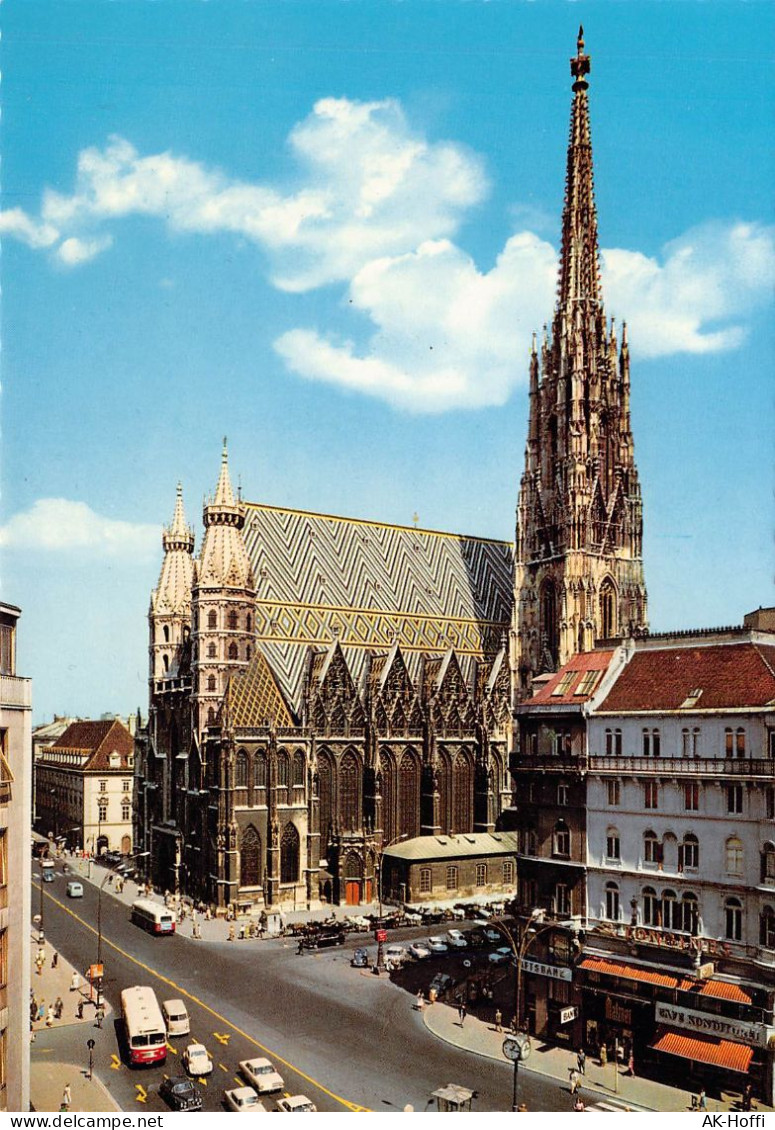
38;887;366;1112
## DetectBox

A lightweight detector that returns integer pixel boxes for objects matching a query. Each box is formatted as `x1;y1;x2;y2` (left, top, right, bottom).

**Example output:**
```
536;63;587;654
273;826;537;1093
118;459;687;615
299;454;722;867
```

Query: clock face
502;1035;532;1062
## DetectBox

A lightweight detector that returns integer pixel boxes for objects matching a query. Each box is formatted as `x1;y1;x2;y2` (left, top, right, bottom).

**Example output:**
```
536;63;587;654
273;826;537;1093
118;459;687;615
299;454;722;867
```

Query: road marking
110;1054;121;1071
166;1042;177;1054
213;1031;231;1045
135;1085;148;1104
41;889;368;1112
218;1063;228;1072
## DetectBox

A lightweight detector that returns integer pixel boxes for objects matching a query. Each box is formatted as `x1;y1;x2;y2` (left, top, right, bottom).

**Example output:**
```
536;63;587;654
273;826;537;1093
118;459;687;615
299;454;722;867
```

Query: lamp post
375;833;408;969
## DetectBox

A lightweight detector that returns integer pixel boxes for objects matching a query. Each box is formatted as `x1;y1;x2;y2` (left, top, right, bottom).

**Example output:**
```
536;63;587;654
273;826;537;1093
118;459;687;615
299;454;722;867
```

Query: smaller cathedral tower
191;441;257;735
149;482;195;684
512;28;648;699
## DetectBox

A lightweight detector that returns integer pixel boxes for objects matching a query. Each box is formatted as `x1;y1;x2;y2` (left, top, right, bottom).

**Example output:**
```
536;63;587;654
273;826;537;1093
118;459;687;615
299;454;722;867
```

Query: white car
161;999;191;1037
385;944;407;965
276;1095;317;1113
426;936;449;953
224;1086;267;1113
239;1057;284;1094
408;942;432;960
446;929;468;948
345;915;370;931
182;1043;213;1077
488;946;514;965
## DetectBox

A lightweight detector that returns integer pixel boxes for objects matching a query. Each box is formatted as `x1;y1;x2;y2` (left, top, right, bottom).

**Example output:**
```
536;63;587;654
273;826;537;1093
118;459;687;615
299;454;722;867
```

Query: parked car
239;1057;284;1094
66;881;84;898
182;1043;213;1076
303;929;346;949
446;929;467;948
224;1086;267;1113
488;946;514;965
385;944;407;965
159;1076;203;1112
276;1095;317;1113
428;971;455;1000
426;936;449;953
408;942;432;960
351;947;370;968
162;998;191;1036
482;927;502;945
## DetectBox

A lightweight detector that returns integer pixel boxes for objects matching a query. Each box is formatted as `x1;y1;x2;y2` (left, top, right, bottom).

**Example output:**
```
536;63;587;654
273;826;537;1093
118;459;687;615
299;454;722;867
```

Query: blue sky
1;1;773;724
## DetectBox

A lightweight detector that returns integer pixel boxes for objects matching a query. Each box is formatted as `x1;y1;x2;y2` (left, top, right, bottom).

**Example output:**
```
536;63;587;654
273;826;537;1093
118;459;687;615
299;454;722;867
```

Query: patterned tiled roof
529;650;616;704
221;649;294;729
51;719;134;770
598;642;775;713
242;503;513;708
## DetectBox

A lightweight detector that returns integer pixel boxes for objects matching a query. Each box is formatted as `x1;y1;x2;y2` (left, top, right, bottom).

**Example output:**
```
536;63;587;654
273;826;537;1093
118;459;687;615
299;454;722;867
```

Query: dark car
428;972;455;1000
350;947;370;968
100;850;124;868
159;1076;203;1112
304;928;346;949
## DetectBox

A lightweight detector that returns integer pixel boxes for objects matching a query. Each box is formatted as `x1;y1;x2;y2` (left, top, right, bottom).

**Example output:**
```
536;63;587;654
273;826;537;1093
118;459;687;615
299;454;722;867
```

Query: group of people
29;993;64;1027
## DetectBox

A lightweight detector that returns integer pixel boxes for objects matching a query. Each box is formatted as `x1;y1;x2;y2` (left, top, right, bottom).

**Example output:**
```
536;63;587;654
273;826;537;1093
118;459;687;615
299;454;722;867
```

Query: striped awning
578;955;680;989
650;1028;754;1074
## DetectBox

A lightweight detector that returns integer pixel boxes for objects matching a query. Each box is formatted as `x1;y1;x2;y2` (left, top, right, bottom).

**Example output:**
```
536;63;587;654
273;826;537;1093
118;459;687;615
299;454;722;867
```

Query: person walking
573;1096;586;1112
95;1004;105;1029
37;1001;45;1022
45;1005;54;1028
61;1084;71;1112
569;1068;580;1096
54;996;64;1020
228;923;236;942
577;1049;586;1075
458;1002;467;1027
51;951;59;970
70;971;80;992
599;1043;607;1067
698;1089;707;1111
494;1008;503;1033
627;1052;635;1077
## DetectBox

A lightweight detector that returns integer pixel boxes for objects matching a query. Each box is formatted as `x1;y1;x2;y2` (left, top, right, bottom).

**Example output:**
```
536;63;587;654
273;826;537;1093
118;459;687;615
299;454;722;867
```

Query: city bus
120;986;167;1066
130;898;176;935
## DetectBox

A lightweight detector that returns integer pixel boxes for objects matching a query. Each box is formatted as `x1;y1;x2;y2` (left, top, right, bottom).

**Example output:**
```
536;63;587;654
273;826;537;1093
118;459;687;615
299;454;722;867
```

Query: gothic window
725;897;743;941
207;708;215;725
235;749;248;789
398;751;420;839
292;750;305;788
277;752;289;789
280;823;300;884
599;578;617;639
163;625;170;643
208;610;217;629
207;675;216;692
246;613;252;632
254;750;267;790
162;654;169;673
246;646;251;661
207;643;217;659
318;752;334;845
452;752;473;834
227;610;237;630
437;752;451;834
240;825;261;888
340;752;360;833
228;642;238;660
605;882;619;921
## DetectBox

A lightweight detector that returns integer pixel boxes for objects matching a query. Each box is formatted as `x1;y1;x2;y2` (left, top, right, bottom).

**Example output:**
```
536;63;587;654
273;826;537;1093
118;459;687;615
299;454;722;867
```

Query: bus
130;898;176;935
120;986;167;1066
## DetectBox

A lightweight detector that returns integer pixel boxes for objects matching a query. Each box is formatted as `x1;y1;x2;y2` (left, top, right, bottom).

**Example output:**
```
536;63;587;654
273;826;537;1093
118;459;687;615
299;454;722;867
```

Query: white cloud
0;207;59;249
0;499;159;557
56;235;114;265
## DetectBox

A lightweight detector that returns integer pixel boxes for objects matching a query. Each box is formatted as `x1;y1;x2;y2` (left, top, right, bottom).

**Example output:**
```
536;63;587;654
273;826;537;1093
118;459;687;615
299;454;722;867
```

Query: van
40;859;55;872
66;881;84;898
161;999;190;1036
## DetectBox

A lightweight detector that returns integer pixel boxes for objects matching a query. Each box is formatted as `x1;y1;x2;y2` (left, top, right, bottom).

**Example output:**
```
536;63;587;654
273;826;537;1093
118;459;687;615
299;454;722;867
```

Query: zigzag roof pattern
242;503;513;708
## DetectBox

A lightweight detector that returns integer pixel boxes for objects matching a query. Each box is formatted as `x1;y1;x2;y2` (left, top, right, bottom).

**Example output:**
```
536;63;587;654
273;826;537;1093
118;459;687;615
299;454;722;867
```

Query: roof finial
571;24;591;89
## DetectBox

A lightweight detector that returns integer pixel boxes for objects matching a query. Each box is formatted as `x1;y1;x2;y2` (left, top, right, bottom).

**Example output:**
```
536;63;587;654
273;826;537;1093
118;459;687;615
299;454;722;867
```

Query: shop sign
654;1002;767;1047
626;925;731;958
560;1006;578;1025
522;958;572;982
605;998;632;1025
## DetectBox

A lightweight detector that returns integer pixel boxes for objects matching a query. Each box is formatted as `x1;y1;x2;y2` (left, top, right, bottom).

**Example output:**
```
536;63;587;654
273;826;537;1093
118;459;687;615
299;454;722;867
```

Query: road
35;877;573;1113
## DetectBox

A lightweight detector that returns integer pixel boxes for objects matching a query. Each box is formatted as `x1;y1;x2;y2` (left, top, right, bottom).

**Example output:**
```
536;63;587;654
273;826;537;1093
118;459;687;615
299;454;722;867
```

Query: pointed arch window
207;675;216;692
340;752;360;832
207;643;217;659
163;625;170;643
398;751;420;839
254;750;267;791
208;610;217;629
452;751;473;834
280;822;300;884
240;825;261;888
227;610;238;630
317;752;334;846
235;749;248;790
292;749;305;789
228;642;238;660
600;578;617;639
277;751;289;799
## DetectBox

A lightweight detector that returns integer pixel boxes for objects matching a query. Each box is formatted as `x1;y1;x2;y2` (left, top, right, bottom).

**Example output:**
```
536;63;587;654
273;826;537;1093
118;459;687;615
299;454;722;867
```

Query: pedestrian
627;1052;635;1077
569;1068;580;1095
416;991;425;1011
70;971;80;992
46;1005;54;1027
54;996;64;1020
95;1004;105;1029
743;1083;753;1112
573;1096;586;1112
193;921;202;940
51;951;59;970
698;1089;707;1111
61;1084;72;1112
495;1008;503;1033
228;923;236;942
458;1002;466;1027
297;938;304;955
599;1043;607;1067
37;1001;45;1022
238;923;245;940
577;1049;586;1075
76;1000;84;1020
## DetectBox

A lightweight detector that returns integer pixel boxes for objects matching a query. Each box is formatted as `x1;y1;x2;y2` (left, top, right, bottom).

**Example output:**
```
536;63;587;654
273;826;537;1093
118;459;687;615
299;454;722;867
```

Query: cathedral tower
191;441;257;735
149;482;195;683
512;29;648;697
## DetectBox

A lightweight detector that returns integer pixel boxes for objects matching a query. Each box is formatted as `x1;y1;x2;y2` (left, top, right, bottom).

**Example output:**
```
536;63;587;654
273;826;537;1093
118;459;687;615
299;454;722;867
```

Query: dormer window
680;687;703;708
109;751;120;769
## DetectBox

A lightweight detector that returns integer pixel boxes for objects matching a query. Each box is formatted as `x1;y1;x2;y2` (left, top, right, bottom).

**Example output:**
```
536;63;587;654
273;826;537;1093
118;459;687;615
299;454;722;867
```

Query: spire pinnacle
571;25;591;89
213;438;236;507
162;481;195;554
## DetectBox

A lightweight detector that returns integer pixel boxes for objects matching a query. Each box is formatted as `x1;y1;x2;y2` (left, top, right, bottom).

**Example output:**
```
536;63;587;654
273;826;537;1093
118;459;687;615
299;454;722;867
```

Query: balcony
588;755;774;779
511;755;586;774
0;674;31;709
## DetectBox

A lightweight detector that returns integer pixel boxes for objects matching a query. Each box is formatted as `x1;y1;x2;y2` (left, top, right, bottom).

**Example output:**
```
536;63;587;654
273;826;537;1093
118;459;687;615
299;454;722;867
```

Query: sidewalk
422;1000;773;1114
29;931;119;1112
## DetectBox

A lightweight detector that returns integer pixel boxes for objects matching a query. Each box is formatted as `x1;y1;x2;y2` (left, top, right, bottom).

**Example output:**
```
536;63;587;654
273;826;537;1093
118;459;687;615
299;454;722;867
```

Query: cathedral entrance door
345;880;361;906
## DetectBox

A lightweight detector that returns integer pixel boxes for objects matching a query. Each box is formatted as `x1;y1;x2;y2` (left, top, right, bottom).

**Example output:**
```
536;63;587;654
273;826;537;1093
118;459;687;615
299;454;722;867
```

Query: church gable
220;648;295;730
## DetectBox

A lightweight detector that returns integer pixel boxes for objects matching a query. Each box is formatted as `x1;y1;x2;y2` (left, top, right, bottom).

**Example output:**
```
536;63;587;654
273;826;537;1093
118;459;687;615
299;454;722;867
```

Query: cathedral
136;29;649;909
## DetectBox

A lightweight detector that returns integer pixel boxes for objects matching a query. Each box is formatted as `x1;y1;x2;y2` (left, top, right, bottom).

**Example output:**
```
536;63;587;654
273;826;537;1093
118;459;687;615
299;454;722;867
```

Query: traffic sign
375;929;387;943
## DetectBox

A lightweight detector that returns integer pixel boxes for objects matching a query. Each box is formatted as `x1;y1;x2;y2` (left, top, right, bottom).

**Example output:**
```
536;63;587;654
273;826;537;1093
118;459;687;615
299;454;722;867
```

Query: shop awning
579;955;680;989
650;1027;754;1074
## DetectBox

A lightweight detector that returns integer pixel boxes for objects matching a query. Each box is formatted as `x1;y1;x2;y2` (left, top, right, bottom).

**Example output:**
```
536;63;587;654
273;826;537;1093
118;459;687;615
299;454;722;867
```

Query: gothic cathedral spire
149;482;195;683
512;28;648;698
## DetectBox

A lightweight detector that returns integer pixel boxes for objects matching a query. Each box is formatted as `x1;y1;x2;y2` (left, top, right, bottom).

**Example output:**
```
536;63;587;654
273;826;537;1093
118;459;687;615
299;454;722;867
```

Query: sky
1;0;773;725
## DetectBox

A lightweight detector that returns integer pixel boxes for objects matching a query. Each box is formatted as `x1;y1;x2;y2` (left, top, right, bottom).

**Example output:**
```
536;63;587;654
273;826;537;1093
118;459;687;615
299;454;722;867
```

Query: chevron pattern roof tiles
243;504;513;706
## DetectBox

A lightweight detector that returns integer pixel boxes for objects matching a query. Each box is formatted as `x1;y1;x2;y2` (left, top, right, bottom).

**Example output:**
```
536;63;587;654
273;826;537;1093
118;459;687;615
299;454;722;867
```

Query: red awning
579;955;680;989
650;1027;754;1074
